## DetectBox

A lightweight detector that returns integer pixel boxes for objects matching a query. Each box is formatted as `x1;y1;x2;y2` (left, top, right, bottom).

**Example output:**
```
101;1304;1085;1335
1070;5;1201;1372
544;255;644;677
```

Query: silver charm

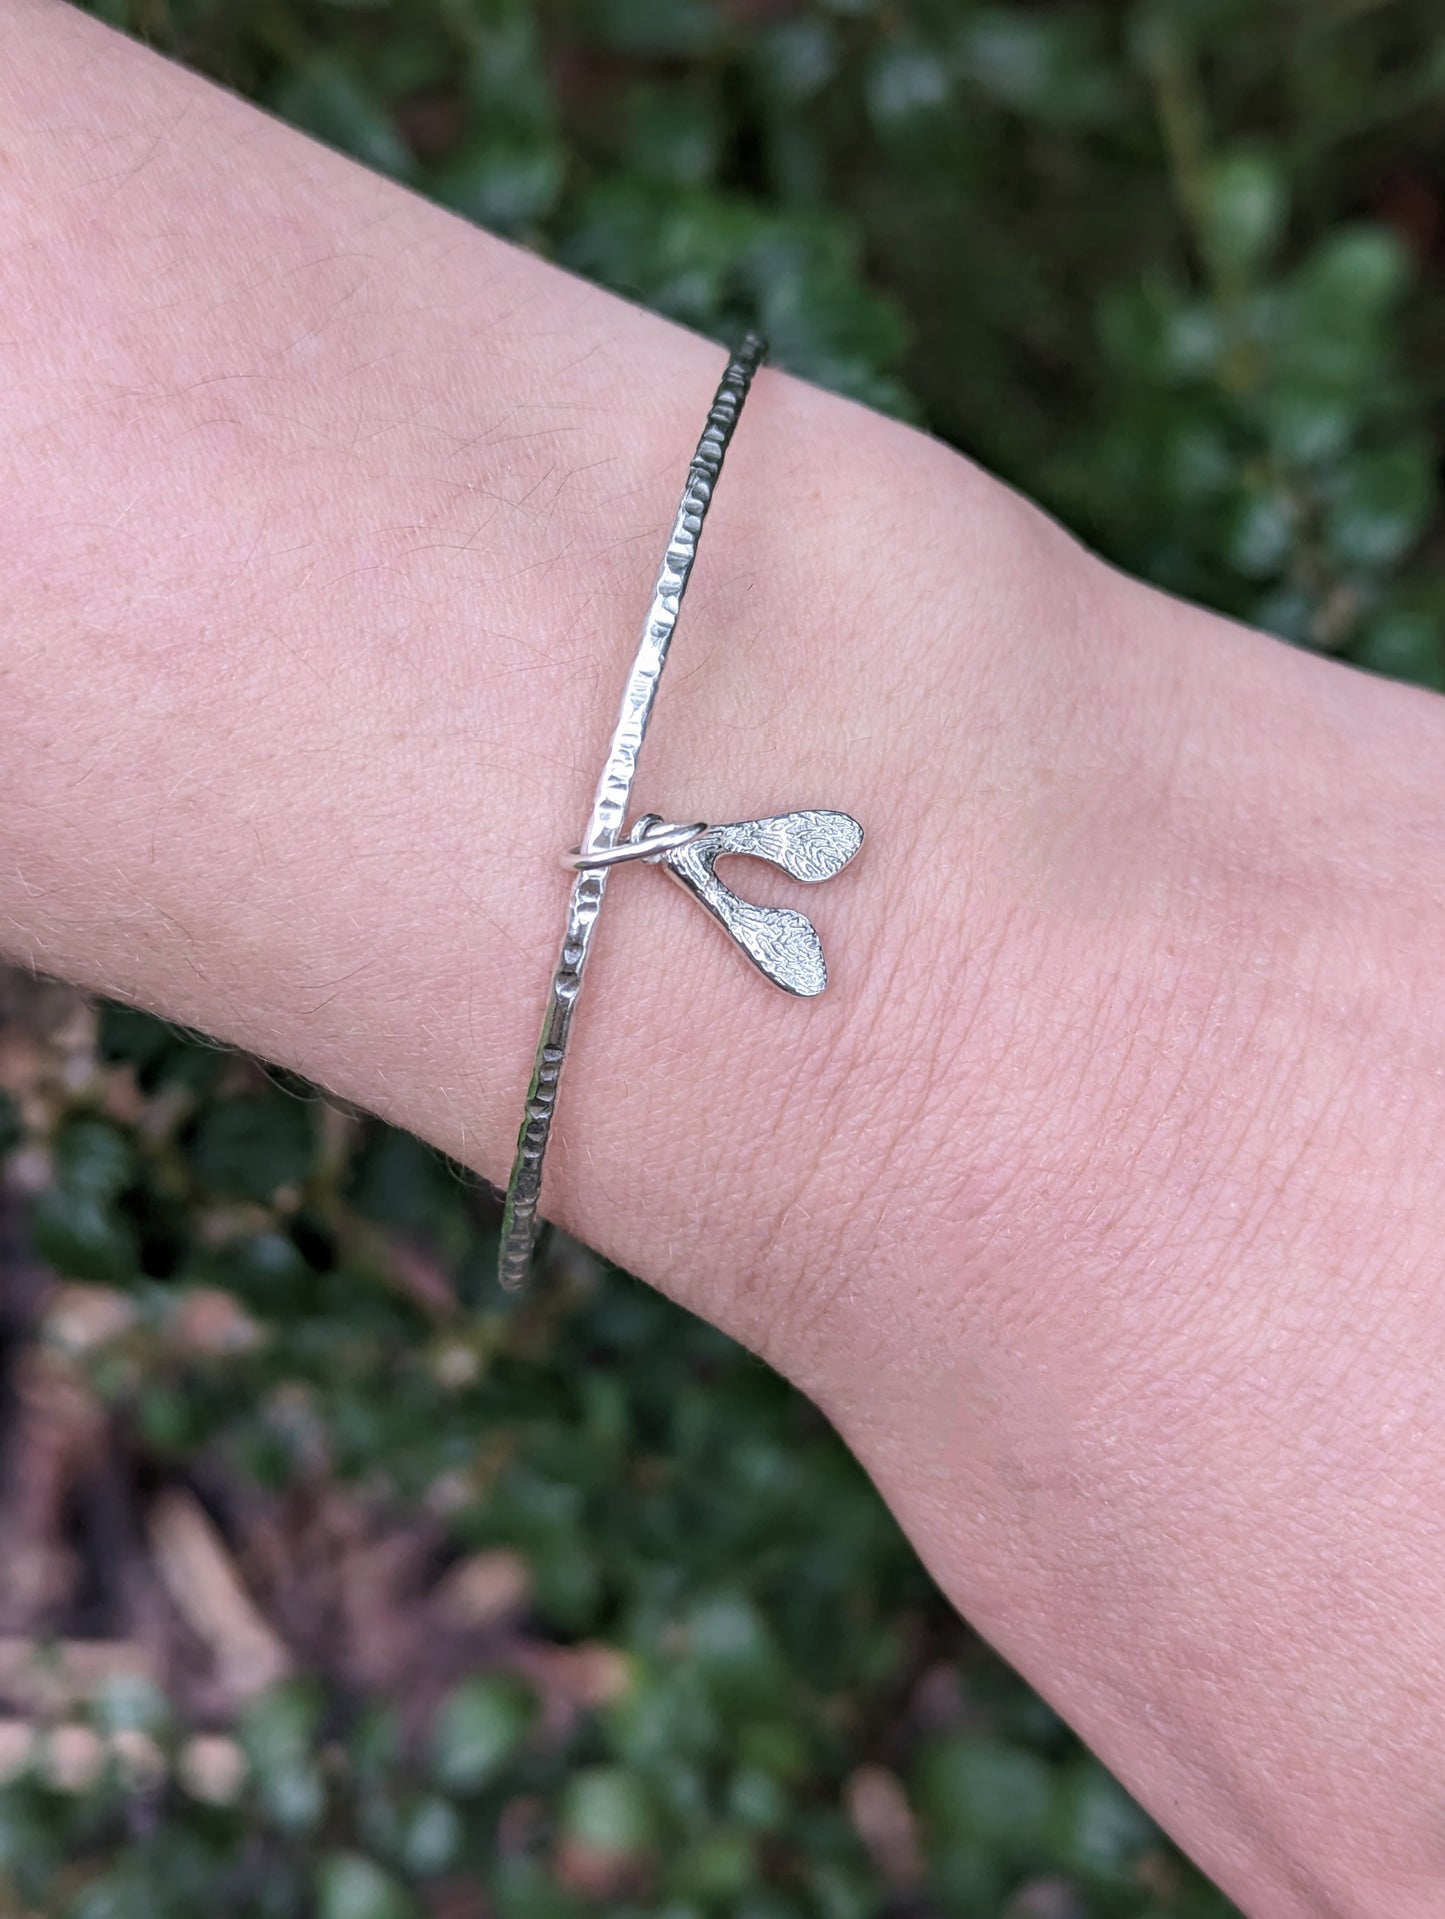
567;810;863;997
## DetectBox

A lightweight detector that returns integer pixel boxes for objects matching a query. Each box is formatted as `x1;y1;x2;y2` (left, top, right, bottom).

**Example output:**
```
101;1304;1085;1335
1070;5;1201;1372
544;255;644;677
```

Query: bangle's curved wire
497;335;767;1291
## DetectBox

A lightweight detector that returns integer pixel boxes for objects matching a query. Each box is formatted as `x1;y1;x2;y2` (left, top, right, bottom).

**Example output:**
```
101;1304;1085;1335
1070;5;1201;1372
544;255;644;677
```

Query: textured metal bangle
498;335;863;1291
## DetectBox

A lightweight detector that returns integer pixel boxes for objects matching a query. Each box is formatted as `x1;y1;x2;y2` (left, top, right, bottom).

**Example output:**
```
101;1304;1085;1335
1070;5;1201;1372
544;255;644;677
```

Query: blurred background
2;0;1443;1912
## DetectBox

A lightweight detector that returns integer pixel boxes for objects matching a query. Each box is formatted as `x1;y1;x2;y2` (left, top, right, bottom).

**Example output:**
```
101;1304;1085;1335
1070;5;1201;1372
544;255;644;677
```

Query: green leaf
316;1852;416;1919
270;59;414;178
626;84;721;186
260;1760;325;1836
99;1002;220;1094
558;1765;659;1860
528;1535;602;1629
31;1190;137;1284
865;43;953;133
1260;384;1357;466
430;1673;534;1793
1224;482;1295;578
431;139;564;235
204;1227;312;1310
68;1871;155;1919
736;1719;809;1783
807;1858;875;1919
347;1126;464;1236
913;1735;1053;1853
39;1116;140;1281
465;16;551;129
726;1764;789;1832
489;1856;587;1919
1202;149;1287;279
1351;607;1445;691
1049;1759;1158;1882
959;8;1122;125
1296;226;1411;327
1325;445;1434;570
91;1672;170;1739
606;1660;717;1770
671;1828;757;1904
1283;227;1412;391
190;1094;317;1203
53;1116;134;1204
400;1795;463;1876
587;0;720;57
684;1591;786;1717
753;20;839;103
240;1680;326;1835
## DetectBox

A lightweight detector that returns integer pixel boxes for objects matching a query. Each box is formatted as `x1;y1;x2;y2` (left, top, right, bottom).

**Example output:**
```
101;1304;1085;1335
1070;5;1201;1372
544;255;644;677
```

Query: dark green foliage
9;0;1445;1912
430;1676;536;1793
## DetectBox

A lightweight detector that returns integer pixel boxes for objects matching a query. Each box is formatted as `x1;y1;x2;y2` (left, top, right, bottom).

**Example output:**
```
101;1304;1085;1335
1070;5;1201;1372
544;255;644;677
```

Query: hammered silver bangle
498;335;863;1290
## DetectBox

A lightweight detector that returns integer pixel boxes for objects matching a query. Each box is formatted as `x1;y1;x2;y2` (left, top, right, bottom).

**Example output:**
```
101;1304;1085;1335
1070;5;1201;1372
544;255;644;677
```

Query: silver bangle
498;336;863;1291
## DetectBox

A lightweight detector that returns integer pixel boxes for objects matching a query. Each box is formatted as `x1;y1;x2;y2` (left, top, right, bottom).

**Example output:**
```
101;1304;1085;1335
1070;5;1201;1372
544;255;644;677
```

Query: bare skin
4;5;1445;1911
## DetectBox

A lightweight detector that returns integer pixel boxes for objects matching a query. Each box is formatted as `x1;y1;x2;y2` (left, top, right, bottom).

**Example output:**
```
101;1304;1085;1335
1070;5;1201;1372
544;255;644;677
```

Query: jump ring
563;817;708;871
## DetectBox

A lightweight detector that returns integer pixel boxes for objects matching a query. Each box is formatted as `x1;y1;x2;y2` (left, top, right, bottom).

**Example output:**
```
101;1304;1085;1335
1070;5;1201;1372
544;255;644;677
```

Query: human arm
5;4;1445;1911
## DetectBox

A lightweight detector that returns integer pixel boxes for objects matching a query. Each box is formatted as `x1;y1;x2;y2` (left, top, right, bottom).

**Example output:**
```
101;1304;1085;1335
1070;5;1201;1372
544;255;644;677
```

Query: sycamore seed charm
566;808;863;998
